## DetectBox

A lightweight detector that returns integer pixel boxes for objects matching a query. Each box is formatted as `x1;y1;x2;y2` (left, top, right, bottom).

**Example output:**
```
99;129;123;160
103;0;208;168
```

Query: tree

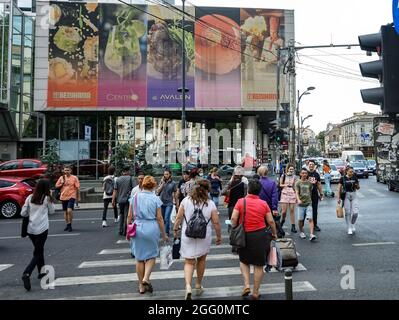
110;143;134;175
316;131;326;154
40;139;61;186
307;146;322;157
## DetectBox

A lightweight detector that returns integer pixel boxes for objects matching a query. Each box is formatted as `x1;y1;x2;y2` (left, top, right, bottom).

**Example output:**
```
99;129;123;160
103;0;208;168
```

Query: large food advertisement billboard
43;1;292;110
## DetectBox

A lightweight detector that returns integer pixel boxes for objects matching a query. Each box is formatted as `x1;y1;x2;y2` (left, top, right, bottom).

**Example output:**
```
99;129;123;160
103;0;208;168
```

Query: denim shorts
298;205;313;221
62;198;76;211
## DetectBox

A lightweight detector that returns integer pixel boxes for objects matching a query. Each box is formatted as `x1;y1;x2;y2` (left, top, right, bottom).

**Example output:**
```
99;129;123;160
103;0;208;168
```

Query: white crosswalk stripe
0;264;13;272
54;281;316;300
99;245;233;255
367;189;387;198
55;264;307;287
356;191;366;199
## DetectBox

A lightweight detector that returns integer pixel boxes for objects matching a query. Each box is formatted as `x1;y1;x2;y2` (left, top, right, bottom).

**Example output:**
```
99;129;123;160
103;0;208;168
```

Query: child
295;169;317;242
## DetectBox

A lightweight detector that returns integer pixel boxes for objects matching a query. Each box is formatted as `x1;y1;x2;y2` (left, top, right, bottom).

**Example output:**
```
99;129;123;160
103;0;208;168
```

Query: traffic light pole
275;49;281;174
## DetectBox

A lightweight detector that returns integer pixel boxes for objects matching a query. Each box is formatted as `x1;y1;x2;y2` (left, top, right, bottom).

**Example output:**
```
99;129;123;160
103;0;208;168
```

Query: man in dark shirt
307;160;324;231
177;171;190;206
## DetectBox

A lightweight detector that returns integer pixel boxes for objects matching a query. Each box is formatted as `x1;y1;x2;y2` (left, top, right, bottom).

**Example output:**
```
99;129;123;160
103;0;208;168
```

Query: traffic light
359;24;399;115
268;128;276;143
280;103;290;129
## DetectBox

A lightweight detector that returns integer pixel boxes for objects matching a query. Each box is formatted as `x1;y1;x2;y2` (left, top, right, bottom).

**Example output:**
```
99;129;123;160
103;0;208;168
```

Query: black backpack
184;202;210;239
104;177;115;196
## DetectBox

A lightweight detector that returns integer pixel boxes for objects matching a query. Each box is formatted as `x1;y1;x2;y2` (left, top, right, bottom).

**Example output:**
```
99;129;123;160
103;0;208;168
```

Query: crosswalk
52;233;316;300
0;264;13;272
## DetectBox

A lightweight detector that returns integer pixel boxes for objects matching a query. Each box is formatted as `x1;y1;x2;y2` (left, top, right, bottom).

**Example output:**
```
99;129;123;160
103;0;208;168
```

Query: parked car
318;164;341;183
0;159;47;179
331;159;346;175
218;164;235;177
366;160;377;175
350;161;369;179
69;159;109;177
388;179;399;192
0;177;36;219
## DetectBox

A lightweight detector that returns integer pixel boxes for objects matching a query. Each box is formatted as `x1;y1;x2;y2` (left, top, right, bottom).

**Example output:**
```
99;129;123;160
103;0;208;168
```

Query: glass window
45;116;59;140
0;180;16;188
0;161;19;170
22;113;37;138
22;160;39;168
13;15;22;34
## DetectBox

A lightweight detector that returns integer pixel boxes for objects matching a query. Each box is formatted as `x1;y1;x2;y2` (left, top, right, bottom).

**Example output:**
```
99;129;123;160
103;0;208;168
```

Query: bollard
285;269;293;300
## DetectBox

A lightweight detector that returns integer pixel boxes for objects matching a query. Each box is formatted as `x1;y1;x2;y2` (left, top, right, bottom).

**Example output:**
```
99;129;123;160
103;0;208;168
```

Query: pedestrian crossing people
307;160;323;232
230;179;277;300
279;164;298;233
102;166;118;227
207;168;222;207
173;179;222;300
127;176;168;294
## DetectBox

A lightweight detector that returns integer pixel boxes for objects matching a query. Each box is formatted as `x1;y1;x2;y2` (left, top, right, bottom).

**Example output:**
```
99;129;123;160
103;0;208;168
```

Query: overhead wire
296;65;376;83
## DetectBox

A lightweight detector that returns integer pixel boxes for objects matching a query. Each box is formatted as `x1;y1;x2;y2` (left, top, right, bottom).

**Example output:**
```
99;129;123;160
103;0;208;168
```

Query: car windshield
332;160;344;166
351;162;365;168
368;160;376;165
330;165;337;171
347;155;365;162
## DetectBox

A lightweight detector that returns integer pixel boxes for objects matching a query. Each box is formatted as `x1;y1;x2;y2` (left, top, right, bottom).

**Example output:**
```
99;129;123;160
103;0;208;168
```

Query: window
0;180;16;188
22;160;39;168
0;161;19;170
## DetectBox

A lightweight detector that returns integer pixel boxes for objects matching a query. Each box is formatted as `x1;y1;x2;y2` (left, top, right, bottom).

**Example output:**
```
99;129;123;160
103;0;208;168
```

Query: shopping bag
172;238;181;259
160;245;173;270
170;205;177;224
336;205;344;218
268;243;277;267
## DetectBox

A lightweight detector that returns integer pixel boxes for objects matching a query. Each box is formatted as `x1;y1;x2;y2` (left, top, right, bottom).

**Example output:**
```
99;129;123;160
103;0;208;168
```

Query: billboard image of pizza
195;7;242;108
48;1;99;107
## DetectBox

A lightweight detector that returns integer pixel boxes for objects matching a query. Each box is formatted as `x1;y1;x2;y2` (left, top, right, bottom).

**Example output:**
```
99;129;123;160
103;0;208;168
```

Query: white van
341;150;366;164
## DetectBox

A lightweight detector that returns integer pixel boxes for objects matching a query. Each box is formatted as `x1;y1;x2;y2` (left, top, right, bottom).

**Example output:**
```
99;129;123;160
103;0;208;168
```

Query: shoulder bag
229;198;246;248
126;194;138;240
54;176;65;201
21;198;30;238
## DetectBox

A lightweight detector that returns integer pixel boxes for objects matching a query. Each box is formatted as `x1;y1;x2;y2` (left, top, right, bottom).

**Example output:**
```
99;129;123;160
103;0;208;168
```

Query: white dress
180;197;216;259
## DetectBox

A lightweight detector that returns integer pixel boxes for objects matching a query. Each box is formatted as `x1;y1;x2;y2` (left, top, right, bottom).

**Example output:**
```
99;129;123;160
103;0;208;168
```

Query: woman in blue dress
128;176;168;294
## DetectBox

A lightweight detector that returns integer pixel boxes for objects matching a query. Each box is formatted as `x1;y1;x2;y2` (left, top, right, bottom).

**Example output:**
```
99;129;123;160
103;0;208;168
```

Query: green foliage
307;146;322;157
110;143;134;175
40;139;61;185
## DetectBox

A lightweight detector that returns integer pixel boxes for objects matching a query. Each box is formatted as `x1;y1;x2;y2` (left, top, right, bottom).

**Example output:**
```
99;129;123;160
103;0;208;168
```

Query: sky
187;0;392;134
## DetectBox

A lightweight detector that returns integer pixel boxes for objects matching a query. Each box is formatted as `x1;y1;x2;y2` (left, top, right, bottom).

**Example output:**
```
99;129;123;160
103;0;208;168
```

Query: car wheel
0;201;21;219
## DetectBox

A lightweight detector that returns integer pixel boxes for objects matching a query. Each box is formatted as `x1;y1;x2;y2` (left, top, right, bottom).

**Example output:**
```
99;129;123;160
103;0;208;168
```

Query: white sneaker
310;234;317;242
348;227;353;235
102;221;108;228
114;217;120;223
300;232;306;239
351;225;356;232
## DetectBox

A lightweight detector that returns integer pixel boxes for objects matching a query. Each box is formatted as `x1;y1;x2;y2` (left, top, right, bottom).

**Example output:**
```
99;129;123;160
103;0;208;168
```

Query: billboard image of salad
147;5;195;108
195;7;241;109
48;1;99;107
98;4;147;107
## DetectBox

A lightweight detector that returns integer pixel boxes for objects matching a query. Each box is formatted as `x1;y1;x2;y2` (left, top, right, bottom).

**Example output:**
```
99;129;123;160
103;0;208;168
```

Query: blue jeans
324;173;332;195
211;196;219;207
161;204;173;235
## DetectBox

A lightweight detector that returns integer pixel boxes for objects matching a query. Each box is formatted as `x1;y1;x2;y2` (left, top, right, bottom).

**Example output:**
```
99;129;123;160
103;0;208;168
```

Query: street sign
84;125;91;141
394;0;399;34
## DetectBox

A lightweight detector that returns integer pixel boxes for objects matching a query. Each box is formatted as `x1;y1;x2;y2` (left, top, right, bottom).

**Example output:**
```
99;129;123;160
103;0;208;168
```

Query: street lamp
297;87;315;162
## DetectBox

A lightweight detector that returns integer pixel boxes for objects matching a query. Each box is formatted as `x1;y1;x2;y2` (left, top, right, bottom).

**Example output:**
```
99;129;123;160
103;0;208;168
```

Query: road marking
55;264;307;287
0;233;80;240
53;281;316;300
116;235;231;245
356;192;366;199
99;244;233;255
1;218;105;225
0;264;13;272
353;242;396;247
368;189;386;198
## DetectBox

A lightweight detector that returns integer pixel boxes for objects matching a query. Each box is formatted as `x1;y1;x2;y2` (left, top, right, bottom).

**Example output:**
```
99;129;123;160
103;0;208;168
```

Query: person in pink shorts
279;164;298;233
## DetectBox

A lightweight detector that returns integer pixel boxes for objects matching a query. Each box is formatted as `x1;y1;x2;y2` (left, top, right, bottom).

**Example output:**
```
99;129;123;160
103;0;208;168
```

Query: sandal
195;286;204;296
142;281;153;293
241;287;251;297
251;294;261;300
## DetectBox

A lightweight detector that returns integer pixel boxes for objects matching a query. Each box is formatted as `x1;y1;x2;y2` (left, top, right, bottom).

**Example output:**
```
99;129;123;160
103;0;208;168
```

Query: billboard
44;1;291;110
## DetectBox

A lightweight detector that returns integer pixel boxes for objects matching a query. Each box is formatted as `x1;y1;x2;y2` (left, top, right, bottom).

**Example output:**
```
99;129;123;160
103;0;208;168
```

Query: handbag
54;176;65;201
160;244;173;270
126;195;138;240
21;198;30;238
172;238;181;259
229;198;246;248
336;204;344;218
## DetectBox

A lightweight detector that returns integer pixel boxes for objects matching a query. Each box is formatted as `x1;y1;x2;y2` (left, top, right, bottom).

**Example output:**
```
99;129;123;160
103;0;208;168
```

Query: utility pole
275;48;281;174
179;0;187;174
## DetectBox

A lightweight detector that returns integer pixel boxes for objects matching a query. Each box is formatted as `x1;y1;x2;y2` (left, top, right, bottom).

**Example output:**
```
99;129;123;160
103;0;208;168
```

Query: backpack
104;176;115;196
184;202;210;239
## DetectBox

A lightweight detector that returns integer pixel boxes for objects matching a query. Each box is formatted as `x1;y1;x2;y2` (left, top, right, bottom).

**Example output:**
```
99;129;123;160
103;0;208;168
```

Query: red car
0;177;36;219
331;159;346;175
0;159;47;179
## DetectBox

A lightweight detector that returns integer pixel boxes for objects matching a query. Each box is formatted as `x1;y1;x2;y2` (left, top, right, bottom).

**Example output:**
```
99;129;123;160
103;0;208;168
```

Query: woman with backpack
173;179;222;300
337;166;360;235
279;164;298;233
102;166;118;227
20;179;55;291
230;179;277;300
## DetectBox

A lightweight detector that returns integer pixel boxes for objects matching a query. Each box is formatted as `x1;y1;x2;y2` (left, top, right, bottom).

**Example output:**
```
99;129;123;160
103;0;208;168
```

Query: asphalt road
0;176;398;300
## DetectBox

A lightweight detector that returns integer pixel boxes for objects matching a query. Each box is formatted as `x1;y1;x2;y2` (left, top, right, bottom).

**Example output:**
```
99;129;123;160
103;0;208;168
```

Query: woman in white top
173;180;222;300
20;179;55;291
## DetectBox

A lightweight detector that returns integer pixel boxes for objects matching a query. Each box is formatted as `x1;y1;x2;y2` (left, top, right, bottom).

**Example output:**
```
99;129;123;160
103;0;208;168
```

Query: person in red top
231;179;277;300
